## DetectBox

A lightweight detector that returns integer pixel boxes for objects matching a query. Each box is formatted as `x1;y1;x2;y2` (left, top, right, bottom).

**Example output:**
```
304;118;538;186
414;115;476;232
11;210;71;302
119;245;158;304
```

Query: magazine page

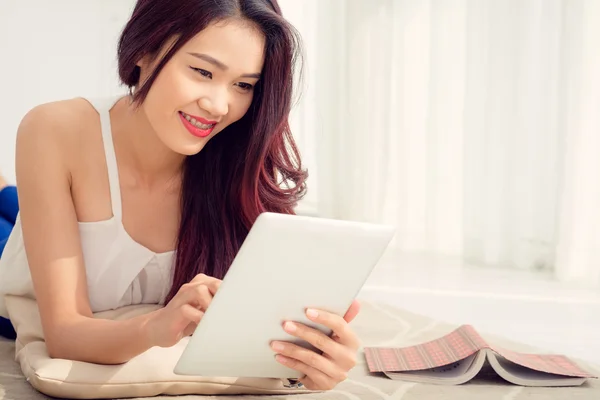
487;351;590;387
490;345;597;379
365;325;488;373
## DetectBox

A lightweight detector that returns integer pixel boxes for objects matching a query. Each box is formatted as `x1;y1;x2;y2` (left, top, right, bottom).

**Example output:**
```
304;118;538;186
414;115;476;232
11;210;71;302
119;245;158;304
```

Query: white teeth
182;112;214;130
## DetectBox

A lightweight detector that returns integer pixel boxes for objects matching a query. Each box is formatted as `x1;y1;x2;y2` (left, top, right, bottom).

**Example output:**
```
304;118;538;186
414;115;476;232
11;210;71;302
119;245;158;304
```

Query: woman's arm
14;103;218;364
15;104;159;364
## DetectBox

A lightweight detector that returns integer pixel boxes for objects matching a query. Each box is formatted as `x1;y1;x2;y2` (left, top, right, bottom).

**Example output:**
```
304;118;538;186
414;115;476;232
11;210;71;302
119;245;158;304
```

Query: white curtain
281;0;600;287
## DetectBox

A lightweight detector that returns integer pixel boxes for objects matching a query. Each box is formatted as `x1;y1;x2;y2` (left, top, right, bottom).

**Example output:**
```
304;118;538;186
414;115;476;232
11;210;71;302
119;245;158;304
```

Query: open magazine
364;325;597;387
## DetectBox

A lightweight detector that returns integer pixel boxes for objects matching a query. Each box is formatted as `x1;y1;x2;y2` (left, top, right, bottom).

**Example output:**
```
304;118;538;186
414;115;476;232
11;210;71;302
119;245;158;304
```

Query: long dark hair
117;0;307;303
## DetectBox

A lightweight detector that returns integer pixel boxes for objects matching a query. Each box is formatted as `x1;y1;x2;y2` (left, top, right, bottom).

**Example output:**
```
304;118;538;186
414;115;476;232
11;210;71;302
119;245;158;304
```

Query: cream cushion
4;295;312;399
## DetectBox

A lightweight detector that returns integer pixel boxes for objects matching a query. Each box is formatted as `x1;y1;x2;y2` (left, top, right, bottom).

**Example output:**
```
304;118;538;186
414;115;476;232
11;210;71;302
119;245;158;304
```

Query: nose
198;87;229;119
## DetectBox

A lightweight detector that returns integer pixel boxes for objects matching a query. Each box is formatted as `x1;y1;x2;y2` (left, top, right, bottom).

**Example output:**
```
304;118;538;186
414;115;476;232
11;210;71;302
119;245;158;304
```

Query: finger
174;284;213;310
174;304;204;336
189;273;209;284
190;285;214;310
271;341;348;382
181;305;204;336
189;274;222;295
298;375;320;391
343;300;361;324
276;355;340;390
169;281;200;308
183;321;199;337
180;303;204;324
304;309;360;350
205;279;221;296
275;354;340;391
282;321;354;369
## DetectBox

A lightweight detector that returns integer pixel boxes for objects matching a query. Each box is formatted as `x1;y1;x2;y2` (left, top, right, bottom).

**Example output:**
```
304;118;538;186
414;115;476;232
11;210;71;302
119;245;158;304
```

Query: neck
112;95;185;191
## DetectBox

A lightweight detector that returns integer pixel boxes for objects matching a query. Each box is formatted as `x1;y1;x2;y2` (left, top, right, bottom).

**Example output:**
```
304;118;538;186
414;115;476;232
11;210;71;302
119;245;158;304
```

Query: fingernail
271;341;284;351
284;322;297;332
306;309;319;319
275;354;288;364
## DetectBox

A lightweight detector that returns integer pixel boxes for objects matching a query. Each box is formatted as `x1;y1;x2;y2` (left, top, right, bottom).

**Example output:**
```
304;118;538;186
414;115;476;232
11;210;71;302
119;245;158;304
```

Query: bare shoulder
17;98;99;152
15;98;103;179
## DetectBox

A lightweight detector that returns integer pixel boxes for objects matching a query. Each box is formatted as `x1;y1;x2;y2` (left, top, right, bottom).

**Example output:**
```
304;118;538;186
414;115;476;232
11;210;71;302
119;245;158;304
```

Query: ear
136;54;150;68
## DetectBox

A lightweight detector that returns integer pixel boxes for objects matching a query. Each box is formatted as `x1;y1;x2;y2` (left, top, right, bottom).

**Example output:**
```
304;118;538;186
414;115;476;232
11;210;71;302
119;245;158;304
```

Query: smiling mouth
179;111;216;130
179;111;216;138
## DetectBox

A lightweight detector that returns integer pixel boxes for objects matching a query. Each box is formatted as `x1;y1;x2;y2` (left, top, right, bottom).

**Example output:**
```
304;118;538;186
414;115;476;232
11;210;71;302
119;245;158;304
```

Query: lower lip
179;112;215;138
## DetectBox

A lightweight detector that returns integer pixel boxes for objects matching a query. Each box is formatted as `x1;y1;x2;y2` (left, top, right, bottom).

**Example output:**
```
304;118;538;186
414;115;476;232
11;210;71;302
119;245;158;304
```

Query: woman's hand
270;300;362;391
146;274;221;348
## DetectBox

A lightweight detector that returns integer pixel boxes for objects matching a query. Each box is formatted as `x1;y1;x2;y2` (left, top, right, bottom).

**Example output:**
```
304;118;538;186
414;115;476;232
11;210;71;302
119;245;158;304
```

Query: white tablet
173;212;395;379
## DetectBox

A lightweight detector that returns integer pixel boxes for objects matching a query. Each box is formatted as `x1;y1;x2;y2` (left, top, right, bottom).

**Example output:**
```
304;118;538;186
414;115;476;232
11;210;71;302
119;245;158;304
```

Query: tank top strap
87;95;124;220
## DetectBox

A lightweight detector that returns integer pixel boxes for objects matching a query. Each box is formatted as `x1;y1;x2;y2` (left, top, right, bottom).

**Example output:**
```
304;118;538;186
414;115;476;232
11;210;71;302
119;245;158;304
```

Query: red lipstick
179;111;216;138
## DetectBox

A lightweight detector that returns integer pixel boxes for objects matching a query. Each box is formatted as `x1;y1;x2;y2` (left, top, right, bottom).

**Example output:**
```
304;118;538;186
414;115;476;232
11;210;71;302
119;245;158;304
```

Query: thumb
343;300;361;324
183;321;200;337
178;304;204;329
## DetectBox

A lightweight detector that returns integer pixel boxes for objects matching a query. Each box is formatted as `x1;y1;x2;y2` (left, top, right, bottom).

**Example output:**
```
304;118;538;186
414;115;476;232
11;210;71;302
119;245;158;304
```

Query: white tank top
0;95;176;318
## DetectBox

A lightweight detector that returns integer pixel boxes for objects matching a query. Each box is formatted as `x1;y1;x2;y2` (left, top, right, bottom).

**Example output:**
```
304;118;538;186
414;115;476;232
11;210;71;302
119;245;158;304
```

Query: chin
171;141;209;156
159;122;225;157
158;126;216;156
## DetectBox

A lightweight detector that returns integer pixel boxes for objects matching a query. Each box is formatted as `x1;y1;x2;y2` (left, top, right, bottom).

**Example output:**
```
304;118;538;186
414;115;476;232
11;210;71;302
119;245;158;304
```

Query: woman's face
136;18;266;155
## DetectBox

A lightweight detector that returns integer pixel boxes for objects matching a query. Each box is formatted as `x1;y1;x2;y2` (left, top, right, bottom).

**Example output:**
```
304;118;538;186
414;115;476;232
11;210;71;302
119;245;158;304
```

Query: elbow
43;320;82;361
43;320;80;360
45;334;70;360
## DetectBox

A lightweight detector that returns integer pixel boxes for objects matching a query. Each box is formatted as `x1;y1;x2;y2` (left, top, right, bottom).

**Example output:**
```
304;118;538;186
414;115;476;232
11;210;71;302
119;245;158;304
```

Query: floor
358;252;600;367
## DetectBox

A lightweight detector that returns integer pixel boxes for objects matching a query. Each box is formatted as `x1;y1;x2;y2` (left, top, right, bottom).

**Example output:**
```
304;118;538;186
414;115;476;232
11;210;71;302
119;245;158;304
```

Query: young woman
0;0;361;391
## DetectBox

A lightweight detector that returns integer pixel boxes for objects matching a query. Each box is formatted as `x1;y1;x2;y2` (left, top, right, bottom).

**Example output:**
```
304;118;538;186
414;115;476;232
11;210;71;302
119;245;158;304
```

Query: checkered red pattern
364;325;484;372
364;324;597;379
491;345;597;378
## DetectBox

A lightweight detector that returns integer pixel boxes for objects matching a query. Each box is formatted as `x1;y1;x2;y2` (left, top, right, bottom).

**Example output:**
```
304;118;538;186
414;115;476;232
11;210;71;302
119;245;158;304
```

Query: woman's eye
191;67;212;79
237;82;254;91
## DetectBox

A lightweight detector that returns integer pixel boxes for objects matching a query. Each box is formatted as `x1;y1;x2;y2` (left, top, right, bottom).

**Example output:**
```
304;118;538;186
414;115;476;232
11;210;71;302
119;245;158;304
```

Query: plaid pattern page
490;345;597;378
364;325;487;372
364;325;597;379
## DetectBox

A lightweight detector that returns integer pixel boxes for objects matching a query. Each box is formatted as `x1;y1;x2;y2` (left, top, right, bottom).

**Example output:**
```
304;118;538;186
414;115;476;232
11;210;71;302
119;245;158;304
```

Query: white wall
0;0;136;182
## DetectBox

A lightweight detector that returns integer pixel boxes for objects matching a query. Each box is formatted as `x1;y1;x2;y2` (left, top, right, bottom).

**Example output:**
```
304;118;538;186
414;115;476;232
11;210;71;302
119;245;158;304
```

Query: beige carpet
1;299;598;400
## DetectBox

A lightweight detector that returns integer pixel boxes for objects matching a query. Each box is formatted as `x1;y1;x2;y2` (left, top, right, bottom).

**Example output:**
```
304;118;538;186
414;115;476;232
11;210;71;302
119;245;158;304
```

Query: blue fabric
0;185;18;224
0;185;18;339
0;317;14;339
0;216;11;256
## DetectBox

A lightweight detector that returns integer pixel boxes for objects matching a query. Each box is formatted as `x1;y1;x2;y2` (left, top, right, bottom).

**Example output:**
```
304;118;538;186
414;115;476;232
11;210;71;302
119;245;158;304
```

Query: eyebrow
187;52;261;79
